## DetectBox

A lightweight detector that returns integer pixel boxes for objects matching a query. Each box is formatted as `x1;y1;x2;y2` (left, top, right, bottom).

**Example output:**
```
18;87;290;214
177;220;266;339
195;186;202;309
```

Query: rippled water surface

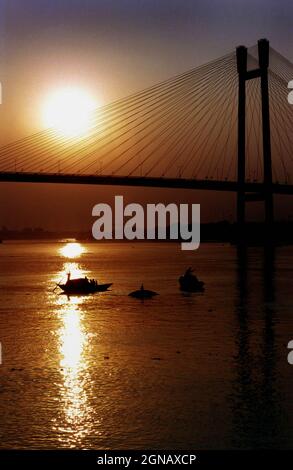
0;241;292;449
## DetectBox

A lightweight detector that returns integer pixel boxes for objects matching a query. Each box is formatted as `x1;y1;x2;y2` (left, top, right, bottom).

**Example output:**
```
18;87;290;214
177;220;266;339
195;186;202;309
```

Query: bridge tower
236;39;274;230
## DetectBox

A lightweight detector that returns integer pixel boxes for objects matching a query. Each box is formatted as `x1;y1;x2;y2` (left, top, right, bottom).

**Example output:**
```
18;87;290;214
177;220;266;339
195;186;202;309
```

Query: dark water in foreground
0;241;292;449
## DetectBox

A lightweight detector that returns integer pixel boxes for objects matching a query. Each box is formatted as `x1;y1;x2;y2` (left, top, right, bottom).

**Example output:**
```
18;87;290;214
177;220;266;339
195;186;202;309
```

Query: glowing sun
59;242;85;259
43;87;96;137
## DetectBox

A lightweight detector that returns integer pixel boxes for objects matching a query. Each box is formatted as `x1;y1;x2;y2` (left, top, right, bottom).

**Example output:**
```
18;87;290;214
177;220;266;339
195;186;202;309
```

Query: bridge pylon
236;38;274;233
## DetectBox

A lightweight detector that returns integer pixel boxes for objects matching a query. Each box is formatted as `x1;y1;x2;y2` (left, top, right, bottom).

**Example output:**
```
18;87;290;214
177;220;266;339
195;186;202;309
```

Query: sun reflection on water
60;297;85;370
51;241;100;446
53;279;95;446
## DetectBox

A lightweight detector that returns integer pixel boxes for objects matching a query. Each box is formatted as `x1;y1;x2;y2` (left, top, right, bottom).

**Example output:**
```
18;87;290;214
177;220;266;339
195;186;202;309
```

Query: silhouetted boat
57;273;112;295
179;267;204;292
129;284;158;299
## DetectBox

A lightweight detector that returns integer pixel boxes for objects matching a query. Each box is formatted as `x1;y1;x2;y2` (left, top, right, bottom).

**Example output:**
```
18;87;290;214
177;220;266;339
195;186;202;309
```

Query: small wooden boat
129;284;158;299
57;273;112;295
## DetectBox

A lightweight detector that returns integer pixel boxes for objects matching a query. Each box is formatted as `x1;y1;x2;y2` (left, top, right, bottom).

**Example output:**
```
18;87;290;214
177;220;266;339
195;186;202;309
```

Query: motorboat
179;267;205;292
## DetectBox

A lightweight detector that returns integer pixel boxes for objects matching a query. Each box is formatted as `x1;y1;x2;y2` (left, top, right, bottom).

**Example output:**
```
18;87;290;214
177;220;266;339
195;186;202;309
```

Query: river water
0;241;292;449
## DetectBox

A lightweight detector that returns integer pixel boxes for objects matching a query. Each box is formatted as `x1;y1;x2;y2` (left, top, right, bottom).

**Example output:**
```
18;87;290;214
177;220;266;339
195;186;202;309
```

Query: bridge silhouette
1;39;293;226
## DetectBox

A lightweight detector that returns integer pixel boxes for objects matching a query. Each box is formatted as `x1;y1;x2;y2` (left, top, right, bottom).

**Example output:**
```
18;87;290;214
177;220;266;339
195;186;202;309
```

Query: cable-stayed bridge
0;39;293;224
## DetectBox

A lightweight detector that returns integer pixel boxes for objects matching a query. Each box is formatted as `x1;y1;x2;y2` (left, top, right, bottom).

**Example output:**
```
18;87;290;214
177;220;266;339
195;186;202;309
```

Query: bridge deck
0;171;292;194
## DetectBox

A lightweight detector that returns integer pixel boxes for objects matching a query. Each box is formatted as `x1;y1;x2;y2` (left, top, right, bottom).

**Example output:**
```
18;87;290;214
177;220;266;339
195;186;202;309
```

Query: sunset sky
0;0;293;229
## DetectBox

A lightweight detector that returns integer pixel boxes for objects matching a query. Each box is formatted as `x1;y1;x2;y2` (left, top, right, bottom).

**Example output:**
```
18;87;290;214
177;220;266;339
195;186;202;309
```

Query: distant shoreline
1;221;293;245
